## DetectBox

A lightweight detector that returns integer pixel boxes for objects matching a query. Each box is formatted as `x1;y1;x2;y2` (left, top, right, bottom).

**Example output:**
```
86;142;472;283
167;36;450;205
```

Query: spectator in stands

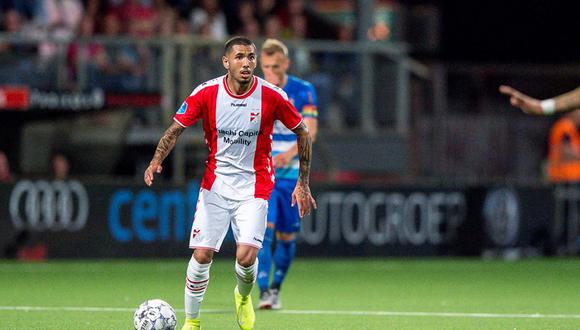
175;15;191;35
94;12;148;91
288;13;307;39
256;0;277;23
0;9;22;54
367;21;391;41
50;151;71;180
238;0;256;26
0;151;12;182
101;11;122;38
242;18;260;39
189;0;227;40
263;15;282;39
0;9;37;84
232;0;259;38
120;0;159;38
158;6;178;37
66;14;105;87
277;0;302;37
37;0;84;64
280;0;338;40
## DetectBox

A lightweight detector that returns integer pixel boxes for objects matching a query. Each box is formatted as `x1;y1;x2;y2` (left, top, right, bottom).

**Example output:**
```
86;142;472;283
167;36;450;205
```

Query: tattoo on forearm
293;122;312;186
151;122;184;165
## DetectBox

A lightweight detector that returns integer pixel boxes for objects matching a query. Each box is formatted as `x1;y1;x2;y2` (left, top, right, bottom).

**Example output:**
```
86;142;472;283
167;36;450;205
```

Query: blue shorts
267;179;300;233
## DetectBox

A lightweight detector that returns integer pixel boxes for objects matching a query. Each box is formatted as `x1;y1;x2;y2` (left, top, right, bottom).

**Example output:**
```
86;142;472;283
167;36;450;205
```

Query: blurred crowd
0;0;346;46
0;0;355;90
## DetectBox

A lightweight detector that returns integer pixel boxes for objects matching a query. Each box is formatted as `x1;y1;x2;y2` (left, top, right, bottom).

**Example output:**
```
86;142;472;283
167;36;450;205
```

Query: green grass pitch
1;258;579;329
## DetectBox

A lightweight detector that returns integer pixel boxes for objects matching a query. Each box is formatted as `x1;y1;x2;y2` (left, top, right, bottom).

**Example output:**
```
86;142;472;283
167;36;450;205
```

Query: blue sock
257;227;274;293
272;239;296;290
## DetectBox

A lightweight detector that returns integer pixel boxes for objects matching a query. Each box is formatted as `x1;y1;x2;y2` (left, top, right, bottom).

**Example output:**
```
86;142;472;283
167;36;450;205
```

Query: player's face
260;51;289;87
223;44;257;84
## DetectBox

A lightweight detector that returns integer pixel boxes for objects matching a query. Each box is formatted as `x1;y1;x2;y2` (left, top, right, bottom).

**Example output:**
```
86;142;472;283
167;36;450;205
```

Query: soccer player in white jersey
144;36;316;330
257;39;318;310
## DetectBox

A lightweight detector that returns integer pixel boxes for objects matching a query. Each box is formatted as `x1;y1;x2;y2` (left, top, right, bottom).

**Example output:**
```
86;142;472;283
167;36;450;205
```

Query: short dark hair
224;36;256;55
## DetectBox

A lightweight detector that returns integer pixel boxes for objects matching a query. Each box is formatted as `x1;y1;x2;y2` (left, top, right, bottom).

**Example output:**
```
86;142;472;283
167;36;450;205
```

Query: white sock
235;260;258;297
184;257;211;319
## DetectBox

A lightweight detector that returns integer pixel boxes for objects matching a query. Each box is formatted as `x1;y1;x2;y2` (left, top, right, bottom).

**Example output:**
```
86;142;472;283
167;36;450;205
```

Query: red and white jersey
174;75;303;200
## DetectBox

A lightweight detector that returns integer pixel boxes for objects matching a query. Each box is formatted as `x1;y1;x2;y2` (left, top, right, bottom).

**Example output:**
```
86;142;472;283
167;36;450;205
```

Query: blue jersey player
257;39;319;310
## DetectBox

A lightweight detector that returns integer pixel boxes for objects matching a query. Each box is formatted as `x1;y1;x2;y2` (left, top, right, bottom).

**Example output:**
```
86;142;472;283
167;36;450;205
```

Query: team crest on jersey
250;112;260;122
177;102;187;114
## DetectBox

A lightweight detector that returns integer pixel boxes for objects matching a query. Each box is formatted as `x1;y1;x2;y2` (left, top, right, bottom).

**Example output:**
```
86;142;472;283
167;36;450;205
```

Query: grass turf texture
0;258;579;329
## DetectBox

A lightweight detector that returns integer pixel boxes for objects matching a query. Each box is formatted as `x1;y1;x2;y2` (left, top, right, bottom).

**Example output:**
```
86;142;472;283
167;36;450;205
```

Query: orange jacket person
547;110;580;182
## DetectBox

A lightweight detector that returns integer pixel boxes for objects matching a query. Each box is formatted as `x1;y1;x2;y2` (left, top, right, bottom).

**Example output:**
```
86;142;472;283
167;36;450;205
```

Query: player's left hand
273;152;293;168
291;182;317;218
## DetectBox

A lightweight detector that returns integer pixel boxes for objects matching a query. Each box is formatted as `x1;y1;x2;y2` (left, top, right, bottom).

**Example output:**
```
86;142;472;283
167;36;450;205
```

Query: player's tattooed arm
291;121;317;217
293;121;312;185
152;122;185;165
144;122;185;186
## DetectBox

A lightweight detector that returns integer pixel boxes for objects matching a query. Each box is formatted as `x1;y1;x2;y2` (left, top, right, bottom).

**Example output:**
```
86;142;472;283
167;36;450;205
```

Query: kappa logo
250;112;260;122
192;228;201;239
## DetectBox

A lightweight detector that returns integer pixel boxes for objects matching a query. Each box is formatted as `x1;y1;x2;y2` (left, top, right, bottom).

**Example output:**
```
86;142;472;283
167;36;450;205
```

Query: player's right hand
144;163;163;186
499;85;543;115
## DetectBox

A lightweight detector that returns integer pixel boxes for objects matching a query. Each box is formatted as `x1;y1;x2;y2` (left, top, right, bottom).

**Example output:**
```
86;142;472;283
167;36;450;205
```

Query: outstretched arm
144;121;185;186
499;85;580;115
291;121;317;217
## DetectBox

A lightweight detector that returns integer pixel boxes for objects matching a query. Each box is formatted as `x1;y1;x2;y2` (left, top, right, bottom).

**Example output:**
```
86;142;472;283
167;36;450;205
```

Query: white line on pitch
1;306;580;320
278;310;580;319
0;306;228;314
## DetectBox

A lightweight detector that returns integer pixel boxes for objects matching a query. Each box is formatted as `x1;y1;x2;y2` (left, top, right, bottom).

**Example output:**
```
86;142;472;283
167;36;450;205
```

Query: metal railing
0;34;427;133
0;34;431;182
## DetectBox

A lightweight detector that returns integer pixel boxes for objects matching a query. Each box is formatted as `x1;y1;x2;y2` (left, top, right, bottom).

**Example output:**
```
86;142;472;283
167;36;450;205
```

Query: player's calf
184;255;211;328
257;225;275;295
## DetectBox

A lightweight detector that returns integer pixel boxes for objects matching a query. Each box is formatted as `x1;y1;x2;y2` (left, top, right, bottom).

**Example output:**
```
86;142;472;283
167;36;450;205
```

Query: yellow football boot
234;286;255;330
181;317;200;330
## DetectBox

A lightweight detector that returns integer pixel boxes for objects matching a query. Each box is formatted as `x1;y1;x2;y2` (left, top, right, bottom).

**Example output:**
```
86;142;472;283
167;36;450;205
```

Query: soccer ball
133;299;177;330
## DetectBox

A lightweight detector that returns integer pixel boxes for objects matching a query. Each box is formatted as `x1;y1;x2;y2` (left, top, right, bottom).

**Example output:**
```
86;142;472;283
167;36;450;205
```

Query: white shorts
189;188;268;252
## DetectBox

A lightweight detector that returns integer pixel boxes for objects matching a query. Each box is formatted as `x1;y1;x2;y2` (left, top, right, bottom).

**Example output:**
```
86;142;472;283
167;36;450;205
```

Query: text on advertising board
108;182;199;243
300;191;466;246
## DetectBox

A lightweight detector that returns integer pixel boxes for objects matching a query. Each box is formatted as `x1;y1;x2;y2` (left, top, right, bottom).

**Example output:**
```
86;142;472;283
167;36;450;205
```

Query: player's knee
193;249;214;264
237;249;258;267
236;245;258;267
276;232;295;241
237;255;256;267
